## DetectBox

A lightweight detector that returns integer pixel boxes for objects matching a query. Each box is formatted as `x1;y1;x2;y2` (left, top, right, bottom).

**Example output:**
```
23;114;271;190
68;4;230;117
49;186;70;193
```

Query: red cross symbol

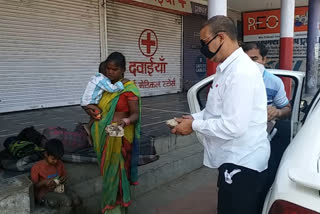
138;29;158;57
141;32;155;54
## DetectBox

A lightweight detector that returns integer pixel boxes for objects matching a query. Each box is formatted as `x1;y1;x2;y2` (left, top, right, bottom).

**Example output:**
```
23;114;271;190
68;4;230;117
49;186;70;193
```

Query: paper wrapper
105;124;124;137
53;178;64;193
166;118;178;128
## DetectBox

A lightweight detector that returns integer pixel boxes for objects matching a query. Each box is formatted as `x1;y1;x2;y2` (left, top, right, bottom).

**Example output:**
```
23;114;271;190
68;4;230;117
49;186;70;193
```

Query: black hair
45;139;64;158
105;52;126;71
98;61;107;74
202;15;238;41
242;42;268;58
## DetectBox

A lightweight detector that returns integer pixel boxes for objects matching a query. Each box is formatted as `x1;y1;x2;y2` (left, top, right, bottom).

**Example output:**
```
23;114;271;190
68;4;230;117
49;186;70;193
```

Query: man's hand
182;115;194;120
267;106;280;121
171;118;194;136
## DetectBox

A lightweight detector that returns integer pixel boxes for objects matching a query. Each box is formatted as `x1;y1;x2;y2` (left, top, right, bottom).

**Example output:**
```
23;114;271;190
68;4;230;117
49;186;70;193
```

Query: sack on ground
42;124;89;153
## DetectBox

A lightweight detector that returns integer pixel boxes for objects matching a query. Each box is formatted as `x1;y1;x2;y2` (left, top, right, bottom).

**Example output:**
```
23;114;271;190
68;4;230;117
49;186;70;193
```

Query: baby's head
44;139;64;166
99;61;107;76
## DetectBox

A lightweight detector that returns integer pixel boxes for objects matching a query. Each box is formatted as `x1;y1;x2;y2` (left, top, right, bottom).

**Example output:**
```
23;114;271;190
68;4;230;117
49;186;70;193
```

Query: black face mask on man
200;34;223;59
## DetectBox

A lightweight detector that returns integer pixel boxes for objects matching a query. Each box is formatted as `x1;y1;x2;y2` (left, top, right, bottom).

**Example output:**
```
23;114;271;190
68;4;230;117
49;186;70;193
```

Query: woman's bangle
121;118;131;126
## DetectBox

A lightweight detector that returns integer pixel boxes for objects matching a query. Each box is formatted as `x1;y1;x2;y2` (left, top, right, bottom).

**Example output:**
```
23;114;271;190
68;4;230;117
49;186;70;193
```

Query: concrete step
31;206;56;214
64;142;204;213
154;133;199;155
4;133;203;214
133;142;203;197
0;175;33;214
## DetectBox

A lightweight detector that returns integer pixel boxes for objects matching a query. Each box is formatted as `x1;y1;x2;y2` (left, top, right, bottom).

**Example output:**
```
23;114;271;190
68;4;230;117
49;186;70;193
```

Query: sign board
117;0;192;14
191;2;207;17
243;7;310;71
195;55;206;73
129;29;176;89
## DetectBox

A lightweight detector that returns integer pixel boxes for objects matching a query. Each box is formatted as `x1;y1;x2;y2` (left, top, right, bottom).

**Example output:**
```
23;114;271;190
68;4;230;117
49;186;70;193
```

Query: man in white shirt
171;16;270;214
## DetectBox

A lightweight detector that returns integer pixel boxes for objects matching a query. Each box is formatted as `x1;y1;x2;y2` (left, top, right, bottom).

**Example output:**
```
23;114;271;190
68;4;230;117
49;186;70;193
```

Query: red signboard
243;7;308;36
129;29;172;89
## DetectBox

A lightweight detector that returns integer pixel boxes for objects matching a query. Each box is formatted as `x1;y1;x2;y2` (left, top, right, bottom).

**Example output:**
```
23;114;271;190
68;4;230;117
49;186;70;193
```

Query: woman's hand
117;120;126;128
85;107;102;120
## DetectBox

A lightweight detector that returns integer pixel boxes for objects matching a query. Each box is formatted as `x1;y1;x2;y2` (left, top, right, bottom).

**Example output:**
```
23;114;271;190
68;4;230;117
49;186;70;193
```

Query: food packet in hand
105;123;124;137
166;118;178;128
53;177;64;193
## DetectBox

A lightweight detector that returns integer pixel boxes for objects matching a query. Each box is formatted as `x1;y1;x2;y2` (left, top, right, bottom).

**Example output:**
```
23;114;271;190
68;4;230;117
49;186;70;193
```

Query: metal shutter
183;15;207;91
106;1;182;96
0;0;101;113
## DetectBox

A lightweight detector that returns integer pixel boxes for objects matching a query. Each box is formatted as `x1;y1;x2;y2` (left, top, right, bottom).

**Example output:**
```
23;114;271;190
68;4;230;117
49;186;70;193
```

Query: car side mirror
300;100;308;113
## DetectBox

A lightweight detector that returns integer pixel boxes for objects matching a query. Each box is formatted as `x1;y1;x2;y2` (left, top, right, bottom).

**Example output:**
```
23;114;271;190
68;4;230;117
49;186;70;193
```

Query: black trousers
217;163;267;214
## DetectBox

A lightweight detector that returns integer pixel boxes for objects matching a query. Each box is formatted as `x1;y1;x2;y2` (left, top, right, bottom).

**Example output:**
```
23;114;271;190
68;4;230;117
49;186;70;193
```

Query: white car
187;69;320;214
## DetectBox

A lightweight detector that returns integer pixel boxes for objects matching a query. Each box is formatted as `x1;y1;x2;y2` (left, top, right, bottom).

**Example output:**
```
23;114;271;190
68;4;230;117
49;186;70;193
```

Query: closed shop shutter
0;0;101;113
106;1;182;96
183;14;207;91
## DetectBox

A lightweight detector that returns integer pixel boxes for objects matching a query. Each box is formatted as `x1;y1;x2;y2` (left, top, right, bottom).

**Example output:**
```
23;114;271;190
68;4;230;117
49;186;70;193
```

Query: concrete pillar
206;0;227;76
279;0;295;97
306;0;320;95
208;0;227;18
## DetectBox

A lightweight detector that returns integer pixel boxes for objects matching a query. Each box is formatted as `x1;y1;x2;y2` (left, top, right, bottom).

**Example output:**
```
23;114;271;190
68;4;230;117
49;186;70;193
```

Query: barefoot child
31;139;80;213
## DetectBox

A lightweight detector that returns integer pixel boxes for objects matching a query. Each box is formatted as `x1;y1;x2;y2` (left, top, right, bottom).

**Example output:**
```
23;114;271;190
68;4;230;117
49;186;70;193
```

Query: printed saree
91;81;141;213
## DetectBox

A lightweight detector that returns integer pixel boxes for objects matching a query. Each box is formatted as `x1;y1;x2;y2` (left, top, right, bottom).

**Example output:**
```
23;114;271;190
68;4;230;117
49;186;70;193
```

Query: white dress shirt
192;48;270;172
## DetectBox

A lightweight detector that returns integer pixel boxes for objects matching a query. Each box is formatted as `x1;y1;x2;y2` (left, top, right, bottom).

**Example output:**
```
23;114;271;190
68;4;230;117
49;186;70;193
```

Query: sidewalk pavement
130;167;218;214
0;92;190;150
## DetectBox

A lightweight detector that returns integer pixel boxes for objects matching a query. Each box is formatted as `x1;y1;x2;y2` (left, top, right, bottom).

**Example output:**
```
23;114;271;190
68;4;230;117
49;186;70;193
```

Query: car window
196;81;212;110
301;88;320;124
196;75;299;118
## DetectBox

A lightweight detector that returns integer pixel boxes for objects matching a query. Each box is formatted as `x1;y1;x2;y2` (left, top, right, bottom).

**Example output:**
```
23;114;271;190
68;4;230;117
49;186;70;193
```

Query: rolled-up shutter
0;0;101;113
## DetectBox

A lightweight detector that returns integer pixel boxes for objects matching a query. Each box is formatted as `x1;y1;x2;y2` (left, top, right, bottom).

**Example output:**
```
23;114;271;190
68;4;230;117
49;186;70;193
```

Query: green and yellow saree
91;81;141;213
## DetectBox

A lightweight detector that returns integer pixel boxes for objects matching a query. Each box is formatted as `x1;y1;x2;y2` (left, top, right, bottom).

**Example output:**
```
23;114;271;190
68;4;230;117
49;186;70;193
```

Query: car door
187;69;305;143
262;87;320;214
302;88;320;125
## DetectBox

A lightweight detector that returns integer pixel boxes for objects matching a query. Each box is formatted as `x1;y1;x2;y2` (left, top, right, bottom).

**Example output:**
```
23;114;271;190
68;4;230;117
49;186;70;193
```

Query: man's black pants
217;163;267;214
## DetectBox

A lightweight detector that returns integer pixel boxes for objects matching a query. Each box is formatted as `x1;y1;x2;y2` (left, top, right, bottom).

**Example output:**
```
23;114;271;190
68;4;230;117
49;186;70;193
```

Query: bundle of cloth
0;124;93;172
0;124;160;173
1;127;45;172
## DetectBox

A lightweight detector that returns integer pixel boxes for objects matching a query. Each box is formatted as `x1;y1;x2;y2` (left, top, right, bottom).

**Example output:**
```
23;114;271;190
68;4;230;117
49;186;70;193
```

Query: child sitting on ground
81;61;128;144
31;139;80;213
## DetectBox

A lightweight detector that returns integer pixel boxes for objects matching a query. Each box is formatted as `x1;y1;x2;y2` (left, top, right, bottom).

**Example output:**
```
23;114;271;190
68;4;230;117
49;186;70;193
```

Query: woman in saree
86;52;140;214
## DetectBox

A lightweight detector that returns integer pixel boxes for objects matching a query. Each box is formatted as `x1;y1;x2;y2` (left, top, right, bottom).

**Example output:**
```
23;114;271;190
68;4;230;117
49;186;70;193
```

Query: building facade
0;0;242;113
